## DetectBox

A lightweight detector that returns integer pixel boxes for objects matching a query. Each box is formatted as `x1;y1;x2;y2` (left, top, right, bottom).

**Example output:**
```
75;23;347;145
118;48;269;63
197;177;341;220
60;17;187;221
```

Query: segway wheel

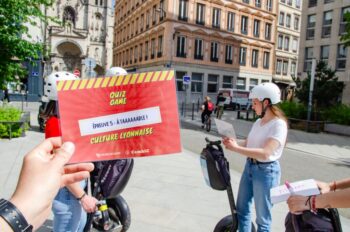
213;215;256;232
106;195;131;232
214;215;237;232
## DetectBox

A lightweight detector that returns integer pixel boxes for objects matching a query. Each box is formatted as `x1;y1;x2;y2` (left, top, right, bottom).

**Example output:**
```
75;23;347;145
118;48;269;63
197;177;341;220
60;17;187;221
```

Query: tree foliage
293;60;344;109
0;0;53;89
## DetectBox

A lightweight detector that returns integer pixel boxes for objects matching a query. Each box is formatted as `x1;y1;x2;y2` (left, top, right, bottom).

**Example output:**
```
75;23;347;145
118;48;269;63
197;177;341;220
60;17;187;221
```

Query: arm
316;178;350;194
66;183;97;213
222;137;280;160
0;218;12;232
287;188;350;213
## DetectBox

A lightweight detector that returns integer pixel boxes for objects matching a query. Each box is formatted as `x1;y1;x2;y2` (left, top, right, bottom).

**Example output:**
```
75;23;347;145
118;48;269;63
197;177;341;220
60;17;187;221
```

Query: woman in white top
223;83;288;232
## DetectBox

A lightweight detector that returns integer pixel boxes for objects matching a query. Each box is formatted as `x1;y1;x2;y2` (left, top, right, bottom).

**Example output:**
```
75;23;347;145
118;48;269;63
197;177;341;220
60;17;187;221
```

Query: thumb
52;142;75;167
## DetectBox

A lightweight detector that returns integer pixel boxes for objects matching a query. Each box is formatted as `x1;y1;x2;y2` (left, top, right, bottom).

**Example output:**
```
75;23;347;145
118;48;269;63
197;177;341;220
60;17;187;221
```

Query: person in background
43;72;97;232
201;96;214;128
287;178;350;213
0;138;94;232
215;92;226;119
222;83;288;232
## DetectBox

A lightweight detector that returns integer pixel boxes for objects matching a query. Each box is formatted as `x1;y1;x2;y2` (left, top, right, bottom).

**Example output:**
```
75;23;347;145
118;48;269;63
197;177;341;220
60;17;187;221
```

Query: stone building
113;0;277;103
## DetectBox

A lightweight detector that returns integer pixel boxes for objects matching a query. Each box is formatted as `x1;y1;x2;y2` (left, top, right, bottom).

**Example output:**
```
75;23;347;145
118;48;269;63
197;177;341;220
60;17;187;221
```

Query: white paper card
214;118;236;139
270;179;320;204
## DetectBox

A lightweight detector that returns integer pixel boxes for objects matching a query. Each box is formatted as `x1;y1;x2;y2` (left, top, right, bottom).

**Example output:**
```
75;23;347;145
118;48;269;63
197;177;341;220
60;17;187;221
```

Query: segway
200;138;256;232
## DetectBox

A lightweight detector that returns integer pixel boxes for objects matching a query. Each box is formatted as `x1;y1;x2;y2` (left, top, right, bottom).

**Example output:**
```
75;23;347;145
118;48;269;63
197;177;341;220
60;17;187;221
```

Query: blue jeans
52;180;87;232
236;160;281;232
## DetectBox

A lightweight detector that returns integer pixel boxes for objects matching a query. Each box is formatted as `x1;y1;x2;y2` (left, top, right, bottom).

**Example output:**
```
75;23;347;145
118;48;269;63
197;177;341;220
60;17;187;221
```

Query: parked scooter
84;159;134;232
200;137;255;232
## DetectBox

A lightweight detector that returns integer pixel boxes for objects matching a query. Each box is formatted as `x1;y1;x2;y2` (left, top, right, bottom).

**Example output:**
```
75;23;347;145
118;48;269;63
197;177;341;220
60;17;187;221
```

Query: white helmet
105;67;127;77
249;82;281;104
44;71;79;101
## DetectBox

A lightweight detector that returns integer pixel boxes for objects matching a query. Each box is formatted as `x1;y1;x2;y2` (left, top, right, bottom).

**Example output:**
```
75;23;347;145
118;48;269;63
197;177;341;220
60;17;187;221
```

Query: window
139;43;143;61
239;47;247;65
159;0;165;20
227;12;235;32
152;5;157;25
236;77;246;90
304;47;314;71
196;3;205;25
249;79;258;90
176;71;186;91
291;61;296;77
207;75;218;93
146;10;150;28
339;7;350;35
283;61;288;75
324;0;334;3
322;11;332;38
242;0;250;4
278;34;283;49
140;14;144;31
158;36;163;57
284;36;290;51
320;45;329;63
292;37;298;52
265;23;272;40
179;0;188;21
287;0;292;5
176;36;186;57
336;44;347;70
308;0;317;8
255;0;261;8
251;49;259;67
151;38;156;59
286;14;291;28
211;42;219;62
194;38;203;60
134;46;138;63
212;8;221;29
225;45;233;64
145;41;149;60
253;19;260;37
296;0;301;8
241;16;248;34
266;0;273;11
263;51;270;69
63;6;76;27
306;14;316;40
223;76;233;88
276;59;282;74
191;73;203;92
294;15;300;30
279;12;285;26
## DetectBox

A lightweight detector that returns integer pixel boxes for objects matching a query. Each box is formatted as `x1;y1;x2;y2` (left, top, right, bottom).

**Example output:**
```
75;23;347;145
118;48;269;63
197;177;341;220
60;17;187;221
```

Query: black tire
206;118;211;132
213;215;256;232
107;195;131;232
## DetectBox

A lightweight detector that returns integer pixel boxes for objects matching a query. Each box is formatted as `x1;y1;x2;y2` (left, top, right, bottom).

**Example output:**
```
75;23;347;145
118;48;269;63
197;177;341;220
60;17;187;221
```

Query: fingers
61;172;90;187
52;142;75;167
34;137;63;154
64;163;94;174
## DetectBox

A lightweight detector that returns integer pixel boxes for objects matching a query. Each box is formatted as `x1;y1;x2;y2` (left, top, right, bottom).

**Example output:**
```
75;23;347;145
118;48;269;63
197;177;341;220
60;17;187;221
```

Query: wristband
77;193;86;201
0;199;33;232
311;195;317;213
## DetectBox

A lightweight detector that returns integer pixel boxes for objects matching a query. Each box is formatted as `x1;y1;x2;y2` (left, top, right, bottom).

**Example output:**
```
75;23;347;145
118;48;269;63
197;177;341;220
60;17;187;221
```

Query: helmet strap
259;99;271;119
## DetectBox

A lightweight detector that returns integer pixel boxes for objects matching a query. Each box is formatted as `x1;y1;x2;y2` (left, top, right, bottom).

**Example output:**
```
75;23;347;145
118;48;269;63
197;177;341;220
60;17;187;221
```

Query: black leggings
201;111;212;124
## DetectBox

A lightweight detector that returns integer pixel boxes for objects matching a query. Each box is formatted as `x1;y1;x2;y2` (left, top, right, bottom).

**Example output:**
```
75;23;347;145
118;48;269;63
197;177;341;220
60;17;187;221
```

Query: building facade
298;0;350;104
23;0;115;99
113;0;277;104
274;0;301;100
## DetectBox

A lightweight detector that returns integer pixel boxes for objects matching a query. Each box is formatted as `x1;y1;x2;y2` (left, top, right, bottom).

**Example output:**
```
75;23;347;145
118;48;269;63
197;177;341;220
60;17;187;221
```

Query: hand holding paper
270;179;320;204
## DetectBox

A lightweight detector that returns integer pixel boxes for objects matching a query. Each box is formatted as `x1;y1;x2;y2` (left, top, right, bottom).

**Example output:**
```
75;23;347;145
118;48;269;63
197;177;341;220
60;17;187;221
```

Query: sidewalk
182;110;350;164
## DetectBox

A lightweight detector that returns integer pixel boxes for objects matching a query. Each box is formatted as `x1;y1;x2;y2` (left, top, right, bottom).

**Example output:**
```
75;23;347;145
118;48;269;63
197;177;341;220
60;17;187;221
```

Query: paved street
0;102;350;231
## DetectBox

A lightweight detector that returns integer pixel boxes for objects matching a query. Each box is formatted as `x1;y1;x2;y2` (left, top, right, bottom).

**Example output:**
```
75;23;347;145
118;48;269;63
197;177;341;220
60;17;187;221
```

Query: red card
57;70;181;163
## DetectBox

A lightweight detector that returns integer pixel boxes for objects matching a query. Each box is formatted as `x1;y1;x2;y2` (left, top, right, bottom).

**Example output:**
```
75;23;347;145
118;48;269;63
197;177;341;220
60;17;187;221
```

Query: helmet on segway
249;82;281;105
105;67;128;77
43;71;79;101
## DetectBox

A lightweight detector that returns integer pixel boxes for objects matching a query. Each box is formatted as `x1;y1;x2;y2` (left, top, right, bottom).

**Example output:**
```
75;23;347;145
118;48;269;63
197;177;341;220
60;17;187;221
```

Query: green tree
294;60;344;109
0;0;53;89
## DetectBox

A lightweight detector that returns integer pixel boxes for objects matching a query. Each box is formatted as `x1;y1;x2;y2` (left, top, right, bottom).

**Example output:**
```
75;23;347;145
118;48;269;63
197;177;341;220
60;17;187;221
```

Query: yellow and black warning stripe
57;70;174;92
